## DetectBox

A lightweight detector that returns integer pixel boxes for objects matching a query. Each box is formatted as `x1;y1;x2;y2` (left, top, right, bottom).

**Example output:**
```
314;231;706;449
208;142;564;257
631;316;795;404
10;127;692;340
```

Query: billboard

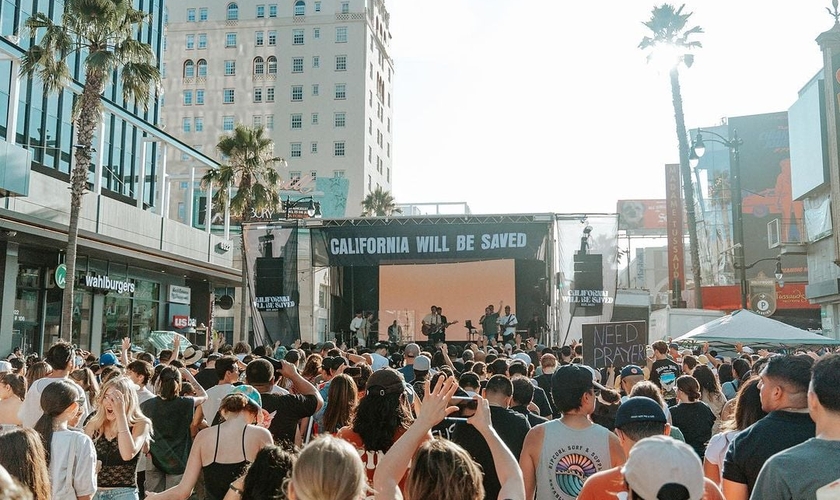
617;199;667;235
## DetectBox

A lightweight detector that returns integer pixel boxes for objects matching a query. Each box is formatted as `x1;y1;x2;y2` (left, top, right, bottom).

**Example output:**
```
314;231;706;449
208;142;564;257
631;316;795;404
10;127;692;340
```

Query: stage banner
242;224;300;346
310;221;550;267
581;320;648;370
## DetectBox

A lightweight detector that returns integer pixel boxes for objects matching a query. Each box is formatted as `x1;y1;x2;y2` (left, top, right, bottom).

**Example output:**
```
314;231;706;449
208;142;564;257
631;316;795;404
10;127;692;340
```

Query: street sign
55;264;66;289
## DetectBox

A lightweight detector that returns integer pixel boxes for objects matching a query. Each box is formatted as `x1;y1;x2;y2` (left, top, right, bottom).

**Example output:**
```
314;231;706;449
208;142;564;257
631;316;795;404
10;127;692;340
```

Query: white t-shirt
19;377;89;429
203;383;235;424
349;317;364;332
704;430;739;483
497;313;518;336
49;429;97;500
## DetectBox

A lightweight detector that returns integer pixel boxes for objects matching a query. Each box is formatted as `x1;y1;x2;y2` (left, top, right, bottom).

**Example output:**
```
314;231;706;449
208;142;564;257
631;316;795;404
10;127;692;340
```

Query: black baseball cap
551;364;607;396
614;397;667;428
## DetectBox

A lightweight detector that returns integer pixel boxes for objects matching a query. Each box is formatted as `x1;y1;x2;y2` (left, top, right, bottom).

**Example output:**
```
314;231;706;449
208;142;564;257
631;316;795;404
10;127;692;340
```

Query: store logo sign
55;264;66;290
82;274;136;294
172;315;196;329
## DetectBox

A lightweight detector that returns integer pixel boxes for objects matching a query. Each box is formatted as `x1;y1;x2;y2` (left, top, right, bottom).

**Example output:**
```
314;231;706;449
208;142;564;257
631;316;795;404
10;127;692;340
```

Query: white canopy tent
673;309;840;347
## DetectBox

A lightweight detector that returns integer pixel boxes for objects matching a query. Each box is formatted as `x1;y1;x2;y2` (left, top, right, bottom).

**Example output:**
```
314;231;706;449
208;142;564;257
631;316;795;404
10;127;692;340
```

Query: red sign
701;284;818;311
665;164;685;301
172;315;190;329
617;199;668;234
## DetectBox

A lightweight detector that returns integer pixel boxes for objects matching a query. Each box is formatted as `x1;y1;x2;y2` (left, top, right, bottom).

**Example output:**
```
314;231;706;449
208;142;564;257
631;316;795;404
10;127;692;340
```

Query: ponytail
157;366;182;401
34;380;78;463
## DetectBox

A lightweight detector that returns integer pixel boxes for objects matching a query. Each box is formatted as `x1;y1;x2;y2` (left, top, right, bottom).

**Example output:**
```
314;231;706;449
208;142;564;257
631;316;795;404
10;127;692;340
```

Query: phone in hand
447;396;478;421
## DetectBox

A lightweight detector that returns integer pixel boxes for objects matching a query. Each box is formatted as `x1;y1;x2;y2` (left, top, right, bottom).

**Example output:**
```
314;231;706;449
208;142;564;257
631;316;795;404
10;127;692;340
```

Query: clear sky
388;1;831;216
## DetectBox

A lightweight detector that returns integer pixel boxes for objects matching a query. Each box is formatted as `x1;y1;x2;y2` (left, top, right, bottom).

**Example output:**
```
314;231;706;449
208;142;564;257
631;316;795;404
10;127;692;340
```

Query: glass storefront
100;279;160;352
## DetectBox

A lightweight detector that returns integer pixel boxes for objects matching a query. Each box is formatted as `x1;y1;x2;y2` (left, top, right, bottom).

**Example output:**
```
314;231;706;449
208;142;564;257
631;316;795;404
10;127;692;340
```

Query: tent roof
673;309;840;346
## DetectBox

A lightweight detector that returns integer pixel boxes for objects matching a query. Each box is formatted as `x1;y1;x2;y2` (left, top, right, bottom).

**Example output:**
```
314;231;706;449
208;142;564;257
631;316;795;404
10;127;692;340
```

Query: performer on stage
362;311;377;347
497;305;518;346
349;310;365;348
421;305;441;344
387;320;402;345
479;303;501;345
433;306;448;345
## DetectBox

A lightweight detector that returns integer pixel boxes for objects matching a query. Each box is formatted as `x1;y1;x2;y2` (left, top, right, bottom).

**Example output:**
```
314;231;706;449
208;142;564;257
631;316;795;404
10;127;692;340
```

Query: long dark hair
0;427;51;500
241;445;295;499
34;380;78;462
732;378;767;431
692;365;721;395
323;374;357;433
351;388;412;452
0;373;26;401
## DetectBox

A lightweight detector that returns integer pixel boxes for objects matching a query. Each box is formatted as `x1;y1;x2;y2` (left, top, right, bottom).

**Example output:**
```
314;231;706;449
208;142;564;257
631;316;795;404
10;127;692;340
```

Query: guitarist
421;305;441;344
433;306;448;345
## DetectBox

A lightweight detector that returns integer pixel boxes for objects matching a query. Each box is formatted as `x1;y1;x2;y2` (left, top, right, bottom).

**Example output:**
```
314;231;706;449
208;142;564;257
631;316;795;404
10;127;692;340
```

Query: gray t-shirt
751;438;840;500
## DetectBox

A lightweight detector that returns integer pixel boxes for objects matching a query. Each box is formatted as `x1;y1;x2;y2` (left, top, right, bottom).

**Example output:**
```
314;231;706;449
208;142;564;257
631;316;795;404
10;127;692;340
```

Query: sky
387;1;831;216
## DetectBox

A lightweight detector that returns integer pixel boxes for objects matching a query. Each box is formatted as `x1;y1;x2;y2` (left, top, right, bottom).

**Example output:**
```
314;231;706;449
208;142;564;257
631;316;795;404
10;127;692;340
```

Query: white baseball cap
622;435;704;500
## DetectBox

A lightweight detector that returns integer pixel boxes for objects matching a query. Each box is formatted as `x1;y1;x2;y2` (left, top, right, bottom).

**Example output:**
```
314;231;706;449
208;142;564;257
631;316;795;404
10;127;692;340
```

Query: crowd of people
0;333;838;500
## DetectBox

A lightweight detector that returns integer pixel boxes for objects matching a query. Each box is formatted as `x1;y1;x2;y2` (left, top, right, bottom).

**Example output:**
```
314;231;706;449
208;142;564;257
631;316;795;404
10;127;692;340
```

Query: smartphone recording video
447;396;478;421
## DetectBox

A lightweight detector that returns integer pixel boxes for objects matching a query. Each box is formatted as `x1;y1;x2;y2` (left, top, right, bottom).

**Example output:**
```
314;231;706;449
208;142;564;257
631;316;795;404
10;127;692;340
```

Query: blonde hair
86;377;152;443
405;439;484;500
289;435;366;500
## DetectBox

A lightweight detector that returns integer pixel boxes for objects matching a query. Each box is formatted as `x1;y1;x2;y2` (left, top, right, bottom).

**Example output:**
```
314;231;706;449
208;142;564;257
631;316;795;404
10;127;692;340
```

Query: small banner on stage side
310;222;550;267
582;320;648;370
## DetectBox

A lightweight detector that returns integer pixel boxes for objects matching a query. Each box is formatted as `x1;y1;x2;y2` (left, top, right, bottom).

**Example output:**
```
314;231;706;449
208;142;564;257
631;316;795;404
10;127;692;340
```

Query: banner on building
617;199;667;235
665;164;685;303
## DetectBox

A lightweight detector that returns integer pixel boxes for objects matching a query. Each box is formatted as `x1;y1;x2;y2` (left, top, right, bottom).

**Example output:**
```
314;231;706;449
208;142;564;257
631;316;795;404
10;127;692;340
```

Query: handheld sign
582;321;648;370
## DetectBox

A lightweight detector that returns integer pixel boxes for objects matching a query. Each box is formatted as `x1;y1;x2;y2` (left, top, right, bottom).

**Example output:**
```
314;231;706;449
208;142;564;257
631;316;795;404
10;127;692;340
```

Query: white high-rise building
161;0;394;223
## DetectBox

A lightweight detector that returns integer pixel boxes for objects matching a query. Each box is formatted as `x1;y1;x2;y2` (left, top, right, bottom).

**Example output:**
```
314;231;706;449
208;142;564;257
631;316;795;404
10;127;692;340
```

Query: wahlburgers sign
80;274;136;294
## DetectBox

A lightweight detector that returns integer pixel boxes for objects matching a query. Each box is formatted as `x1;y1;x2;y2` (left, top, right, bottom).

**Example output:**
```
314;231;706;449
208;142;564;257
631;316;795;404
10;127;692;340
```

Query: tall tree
639;3;704;307
361;186;401;216
21;0;161;340
203;125;284;341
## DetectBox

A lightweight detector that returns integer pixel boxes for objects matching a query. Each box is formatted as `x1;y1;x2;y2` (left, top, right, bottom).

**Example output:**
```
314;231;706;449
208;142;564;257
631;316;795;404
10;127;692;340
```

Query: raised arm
180;368;208;407
373;377;458;500
280;360;324;411
469;399;525;500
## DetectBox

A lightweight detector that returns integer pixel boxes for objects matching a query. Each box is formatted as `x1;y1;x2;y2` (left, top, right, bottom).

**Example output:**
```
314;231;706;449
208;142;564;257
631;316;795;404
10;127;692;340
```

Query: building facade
0;0;239;356
161;0;394;225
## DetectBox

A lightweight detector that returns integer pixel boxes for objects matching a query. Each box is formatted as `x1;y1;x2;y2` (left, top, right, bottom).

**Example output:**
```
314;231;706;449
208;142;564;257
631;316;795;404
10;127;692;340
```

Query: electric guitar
421;320;458;337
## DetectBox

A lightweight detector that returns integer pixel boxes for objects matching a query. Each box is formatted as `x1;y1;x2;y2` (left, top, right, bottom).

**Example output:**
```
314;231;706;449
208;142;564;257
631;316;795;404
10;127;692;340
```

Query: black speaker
255;257;284;298
572;253;603;316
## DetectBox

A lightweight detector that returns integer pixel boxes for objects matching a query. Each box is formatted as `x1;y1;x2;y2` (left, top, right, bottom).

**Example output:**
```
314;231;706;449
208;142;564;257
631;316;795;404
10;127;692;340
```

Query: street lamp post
691;129;785;309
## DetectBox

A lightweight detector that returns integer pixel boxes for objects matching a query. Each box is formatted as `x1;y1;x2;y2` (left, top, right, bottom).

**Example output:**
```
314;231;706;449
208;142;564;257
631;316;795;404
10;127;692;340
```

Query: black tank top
94;432;140;488
202;425;250;500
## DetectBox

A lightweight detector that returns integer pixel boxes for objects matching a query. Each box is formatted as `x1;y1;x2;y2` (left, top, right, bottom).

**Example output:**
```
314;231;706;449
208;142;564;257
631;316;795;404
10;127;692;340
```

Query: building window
254;115;262;127
183;60;195;77
266;115;274;130
310;170;317;180
226;32;237;47
268;31;277;45
335;55;347;71
196;59;207;77
254;88;263;102
313;28;320;39
291;85;303;101
199;7;208;21
312;84;319;96
313;56;320;68
223;89;235;103
387;117;390;132
292;57;304;73
334;112;345;127
334;141;345;156
182;117;191;132
267;56;277;74
315;1;321;12
311;142;318;153
186;34;195;49
336;26;347;43
254;57;264;75
269;4;277;17
334;83;346;99
196;89;205;104
369;62;373;78
187;8;196;21
225;60;236;75
183;90;193;105
256;4;265;17
227;2;239;20
368;145;371;162
266;87;275;102
341;2;349;14
291;113;302;129
368;175;372;190
333;170;344;178
290;171;302;181
198;33;207;49
294;0;305;15
195;117;204;132
223;116;234;131
368;118;372;134
293;29;304;45
256;31;264;46
311;113;319;125
291;143;302;158
387;143;390;157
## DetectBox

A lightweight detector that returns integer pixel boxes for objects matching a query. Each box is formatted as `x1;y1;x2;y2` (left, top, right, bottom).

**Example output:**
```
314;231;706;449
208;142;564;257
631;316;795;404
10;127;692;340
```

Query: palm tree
639;3;704;307
20;0;161;340
203;125;284;340
361;186;401;216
